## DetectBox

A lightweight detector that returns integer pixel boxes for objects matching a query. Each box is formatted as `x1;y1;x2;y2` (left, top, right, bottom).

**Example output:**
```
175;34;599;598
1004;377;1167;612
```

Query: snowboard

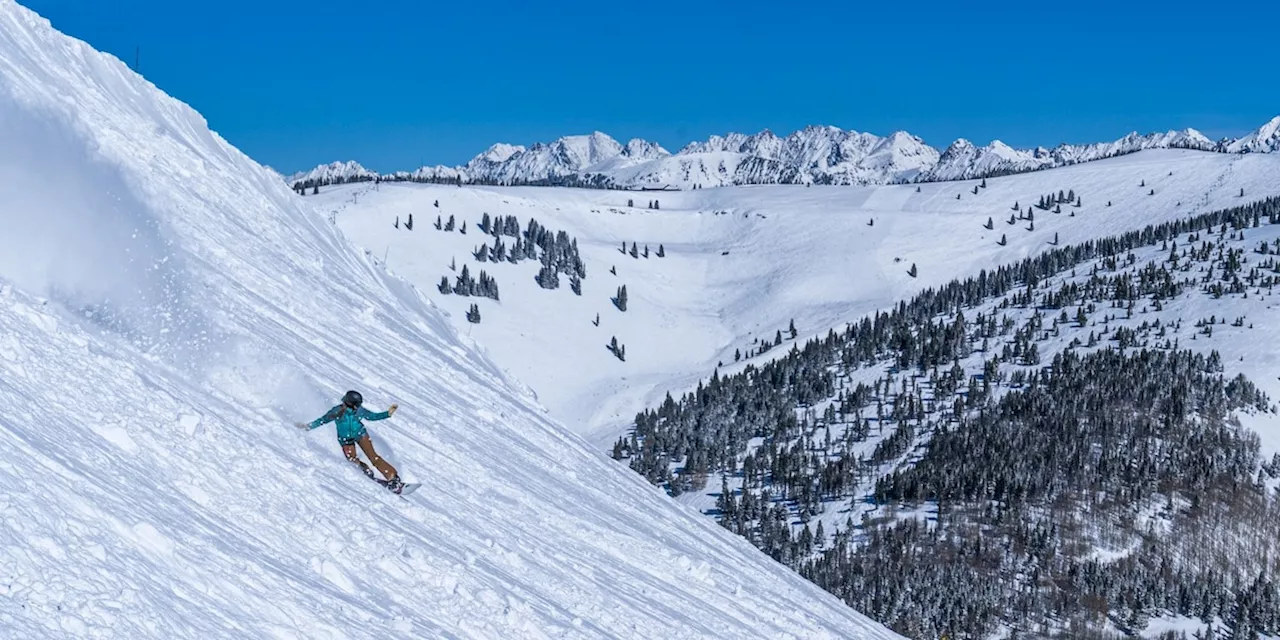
375;477;421;496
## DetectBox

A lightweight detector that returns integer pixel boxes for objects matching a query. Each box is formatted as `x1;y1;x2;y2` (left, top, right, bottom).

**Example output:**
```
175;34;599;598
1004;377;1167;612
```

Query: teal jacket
306;405;390;441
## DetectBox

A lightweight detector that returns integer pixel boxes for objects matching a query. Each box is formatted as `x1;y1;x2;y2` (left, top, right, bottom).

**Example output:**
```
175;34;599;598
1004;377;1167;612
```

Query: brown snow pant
342;434;398;482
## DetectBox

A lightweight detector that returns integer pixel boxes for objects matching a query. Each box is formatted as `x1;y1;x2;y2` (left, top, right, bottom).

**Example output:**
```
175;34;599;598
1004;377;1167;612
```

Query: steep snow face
1227;115;1280;153
292;119;1277;190
0;3;904;638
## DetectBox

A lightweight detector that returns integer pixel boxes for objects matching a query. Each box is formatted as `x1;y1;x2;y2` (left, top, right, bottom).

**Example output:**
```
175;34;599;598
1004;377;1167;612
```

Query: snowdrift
0;2;900;638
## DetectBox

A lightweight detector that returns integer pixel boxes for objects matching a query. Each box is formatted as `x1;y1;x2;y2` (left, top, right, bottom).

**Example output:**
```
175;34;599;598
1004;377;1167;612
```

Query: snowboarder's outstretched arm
300;405;343;430
358;405;397;421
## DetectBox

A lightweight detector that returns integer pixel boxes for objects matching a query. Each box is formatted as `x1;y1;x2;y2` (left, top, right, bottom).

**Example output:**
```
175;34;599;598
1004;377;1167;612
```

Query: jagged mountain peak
477;142;526;164
624;137;670;159
1227;115;1280;153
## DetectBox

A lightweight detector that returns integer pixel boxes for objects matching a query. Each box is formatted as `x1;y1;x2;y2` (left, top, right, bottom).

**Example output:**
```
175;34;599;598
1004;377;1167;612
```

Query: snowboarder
297;390;404;492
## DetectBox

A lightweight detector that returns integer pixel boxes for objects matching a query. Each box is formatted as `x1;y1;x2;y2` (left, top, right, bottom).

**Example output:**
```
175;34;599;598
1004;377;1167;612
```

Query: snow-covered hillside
316;148;1280;449
290;117;1278;190
0;3;904;638
627;195;1280;638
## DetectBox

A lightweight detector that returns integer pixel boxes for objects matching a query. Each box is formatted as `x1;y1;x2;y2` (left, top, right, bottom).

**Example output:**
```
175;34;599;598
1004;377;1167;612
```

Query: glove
388;404;399;416
294;422;308;430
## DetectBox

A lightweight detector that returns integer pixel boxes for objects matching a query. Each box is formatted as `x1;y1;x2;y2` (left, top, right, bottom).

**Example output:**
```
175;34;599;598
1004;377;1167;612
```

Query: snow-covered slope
318;148;1280;451
0;3;903;638
293;118;1276;190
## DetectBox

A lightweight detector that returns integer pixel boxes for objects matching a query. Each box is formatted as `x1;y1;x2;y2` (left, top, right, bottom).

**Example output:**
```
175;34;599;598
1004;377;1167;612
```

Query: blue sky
23;0;1280;173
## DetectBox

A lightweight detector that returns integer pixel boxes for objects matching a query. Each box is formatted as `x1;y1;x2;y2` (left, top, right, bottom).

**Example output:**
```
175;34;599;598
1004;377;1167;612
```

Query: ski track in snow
0;2;901;638
321;149;1280;454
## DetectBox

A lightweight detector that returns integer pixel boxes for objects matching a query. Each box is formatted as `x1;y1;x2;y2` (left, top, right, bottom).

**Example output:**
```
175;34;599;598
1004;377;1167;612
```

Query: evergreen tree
630;242;639;259
614;285;628;311
657;244;665;257
789;319;797;340
445;214;455;231
406;213;413;230
455;264;474;295
465;303;481;323
437;276;452;294
537;259;560;290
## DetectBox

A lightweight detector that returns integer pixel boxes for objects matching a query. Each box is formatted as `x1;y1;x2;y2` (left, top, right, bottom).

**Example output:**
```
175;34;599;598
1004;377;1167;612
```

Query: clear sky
21;0;1280;174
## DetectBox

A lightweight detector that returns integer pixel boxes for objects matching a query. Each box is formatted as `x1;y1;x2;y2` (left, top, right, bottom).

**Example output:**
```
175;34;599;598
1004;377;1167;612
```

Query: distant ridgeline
615;196;1280;639
288;121;1280;192
291;170;628;192
286;146;1168;192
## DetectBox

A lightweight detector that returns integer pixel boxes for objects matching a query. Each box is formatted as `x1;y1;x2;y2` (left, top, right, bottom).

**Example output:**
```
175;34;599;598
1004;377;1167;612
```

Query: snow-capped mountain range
289;117;1280;190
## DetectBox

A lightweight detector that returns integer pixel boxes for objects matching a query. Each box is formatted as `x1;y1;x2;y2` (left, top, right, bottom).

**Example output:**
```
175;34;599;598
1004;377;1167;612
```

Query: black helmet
342;390;363;407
